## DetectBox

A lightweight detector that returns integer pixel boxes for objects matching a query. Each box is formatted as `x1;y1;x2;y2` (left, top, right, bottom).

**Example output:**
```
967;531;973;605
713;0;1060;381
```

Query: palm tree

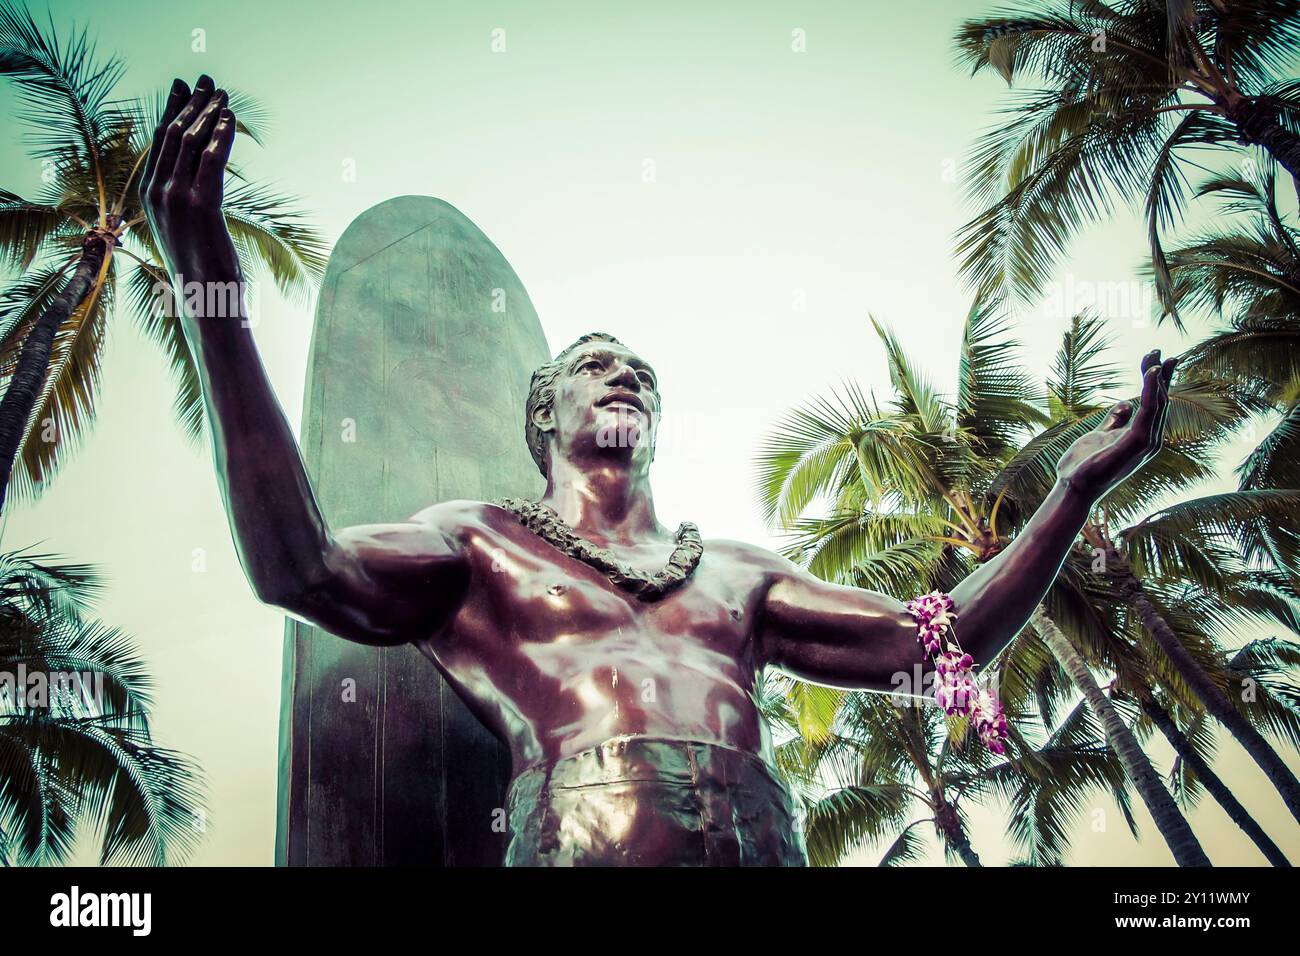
1090;492;1300;824
756;305;1221;865
997;323;1300;858
1157;159;1300;492
1027;600;1213;863
953;0;1300;314
762;668;1135;867
0;547;204;864
1011;325;1300;812
1114;158;1300;825
982;311;1300;852
1136;686;1291;865
1056;565;1297;867
0;2;326;512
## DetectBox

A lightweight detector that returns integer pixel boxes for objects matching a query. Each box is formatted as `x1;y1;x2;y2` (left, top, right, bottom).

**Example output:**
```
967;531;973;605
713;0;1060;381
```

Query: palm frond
970;699;1133;865
122;260;204;443
801;783;915;867
0;189;73;270
1123;489;1300;575
0;546;100;623
0;3;124;170
754;385;873;527
0;714;203;866
872;315;950;433
222;180;327;302
957;297;1049;463
1048;312;1121;420
953;0;1297;306
876;819;930;866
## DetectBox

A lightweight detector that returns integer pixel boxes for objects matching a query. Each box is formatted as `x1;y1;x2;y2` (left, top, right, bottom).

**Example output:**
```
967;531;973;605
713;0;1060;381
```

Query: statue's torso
413;503;782;776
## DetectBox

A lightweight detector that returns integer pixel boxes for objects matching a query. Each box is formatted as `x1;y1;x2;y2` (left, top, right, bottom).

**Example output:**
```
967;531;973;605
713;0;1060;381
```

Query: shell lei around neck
494;497;703;601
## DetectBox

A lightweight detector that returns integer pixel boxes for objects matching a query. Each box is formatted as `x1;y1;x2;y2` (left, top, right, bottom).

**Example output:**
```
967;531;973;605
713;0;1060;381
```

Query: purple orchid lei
904;592;1008;755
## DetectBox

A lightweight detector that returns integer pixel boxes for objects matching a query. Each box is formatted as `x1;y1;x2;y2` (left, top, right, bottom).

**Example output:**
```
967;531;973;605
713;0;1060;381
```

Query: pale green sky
2;0;1296;865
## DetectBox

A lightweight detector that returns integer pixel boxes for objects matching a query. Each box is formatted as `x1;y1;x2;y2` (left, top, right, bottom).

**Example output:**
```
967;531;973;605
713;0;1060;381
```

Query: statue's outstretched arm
758;353;1174;691
141;76;469;646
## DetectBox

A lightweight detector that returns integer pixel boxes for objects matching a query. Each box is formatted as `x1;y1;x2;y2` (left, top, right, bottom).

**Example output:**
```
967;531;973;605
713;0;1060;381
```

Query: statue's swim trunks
505;736;807;866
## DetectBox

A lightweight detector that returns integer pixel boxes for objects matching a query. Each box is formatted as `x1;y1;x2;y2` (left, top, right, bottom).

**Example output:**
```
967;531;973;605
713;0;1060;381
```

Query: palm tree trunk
1113;567;1300;828
0;233;109;513
1032;606;1212;867
933;799;982;867
1141;697;1291;867
1229;97;1300;198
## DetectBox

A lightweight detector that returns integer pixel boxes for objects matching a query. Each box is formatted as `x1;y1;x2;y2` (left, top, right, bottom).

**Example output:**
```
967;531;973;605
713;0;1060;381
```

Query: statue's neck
541;458;662;544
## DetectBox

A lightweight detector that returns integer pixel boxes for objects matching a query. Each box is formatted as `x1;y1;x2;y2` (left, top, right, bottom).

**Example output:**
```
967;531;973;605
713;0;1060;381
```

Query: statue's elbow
249;577;303;612
247;561;326;615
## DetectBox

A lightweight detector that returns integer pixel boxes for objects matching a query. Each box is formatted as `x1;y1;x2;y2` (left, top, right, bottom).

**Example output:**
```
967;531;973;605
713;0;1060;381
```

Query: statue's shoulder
406;499;512;538
702;537;796;576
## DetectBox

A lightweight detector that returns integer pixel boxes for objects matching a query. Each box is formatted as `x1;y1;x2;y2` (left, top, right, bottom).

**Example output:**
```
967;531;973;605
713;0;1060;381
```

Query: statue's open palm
1056;350;1176;500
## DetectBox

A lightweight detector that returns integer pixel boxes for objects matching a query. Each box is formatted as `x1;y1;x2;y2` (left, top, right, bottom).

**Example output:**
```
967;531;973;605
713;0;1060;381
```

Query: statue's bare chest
438;523;766;675
412;515;779;763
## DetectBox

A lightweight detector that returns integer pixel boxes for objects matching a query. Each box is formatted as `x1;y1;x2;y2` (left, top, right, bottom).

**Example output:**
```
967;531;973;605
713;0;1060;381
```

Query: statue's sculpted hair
527;331;649;477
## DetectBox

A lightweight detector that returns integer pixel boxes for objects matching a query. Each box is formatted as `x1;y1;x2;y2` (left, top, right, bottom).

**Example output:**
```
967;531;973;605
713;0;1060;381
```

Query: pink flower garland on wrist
905;592;1008;755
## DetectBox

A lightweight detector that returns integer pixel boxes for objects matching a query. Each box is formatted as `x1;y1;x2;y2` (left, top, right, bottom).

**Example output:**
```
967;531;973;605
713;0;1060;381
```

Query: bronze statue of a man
142;76;1175;866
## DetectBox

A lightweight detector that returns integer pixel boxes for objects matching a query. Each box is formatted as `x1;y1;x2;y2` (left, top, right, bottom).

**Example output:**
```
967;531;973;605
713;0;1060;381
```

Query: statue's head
525;332;660;478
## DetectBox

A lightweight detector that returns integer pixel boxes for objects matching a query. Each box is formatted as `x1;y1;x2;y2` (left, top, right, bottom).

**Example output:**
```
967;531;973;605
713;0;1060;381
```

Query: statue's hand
1055;350;1176;503
139;75;240;287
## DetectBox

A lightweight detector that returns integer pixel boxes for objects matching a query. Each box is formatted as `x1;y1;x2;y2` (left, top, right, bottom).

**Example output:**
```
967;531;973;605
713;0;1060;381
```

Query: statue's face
538;342;659;473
